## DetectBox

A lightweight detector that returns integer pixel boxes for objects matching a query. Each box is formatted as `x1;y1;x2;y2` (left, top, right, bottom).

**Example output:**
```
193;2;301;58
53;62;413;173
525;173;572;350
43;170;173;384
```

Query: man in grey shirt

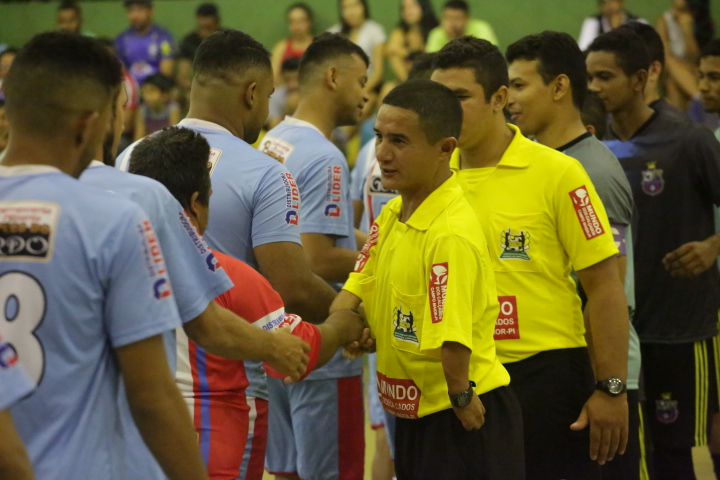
507;31;644;480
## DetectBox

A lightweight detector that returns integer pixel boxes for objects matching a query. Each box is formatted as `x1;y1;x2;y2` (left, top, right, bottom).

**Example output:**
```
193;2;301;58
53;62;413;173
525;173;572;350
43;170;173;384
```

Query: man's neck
534;108;588;150
644;86;661;106
186;102;244;139
459;118;514;169
1;137;76;177
292;98;337;139
399;170;452;223
610;98;655;141
134;23;153;35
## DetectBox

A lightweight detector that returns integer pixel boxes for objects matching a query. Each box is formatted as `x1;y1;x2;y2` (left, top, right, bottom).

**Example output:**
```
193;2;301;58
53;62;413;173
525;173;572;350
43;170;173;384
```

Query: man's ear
72;110;100;149
585;124;597;136
438;136;458;160
632;70;649;93
492;86;508;112
553;74;572;102
188;191;201;220
243;81;258;108
324;66;339;92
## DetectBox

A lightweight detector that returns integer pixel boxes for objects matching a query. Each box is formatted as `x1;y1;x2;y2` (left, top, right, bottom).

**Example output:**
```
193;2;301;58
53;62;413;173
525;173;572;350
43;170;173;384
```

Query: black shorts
504;347;601;480
394;385;525;480
600;389;652;480
641;335;720;449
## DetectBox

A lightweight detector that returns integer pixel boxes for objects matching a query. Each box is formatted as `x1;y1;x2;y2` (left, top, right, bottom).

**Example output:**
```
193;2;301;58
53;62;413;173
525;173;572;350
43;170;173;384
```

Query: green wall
1;0;718;59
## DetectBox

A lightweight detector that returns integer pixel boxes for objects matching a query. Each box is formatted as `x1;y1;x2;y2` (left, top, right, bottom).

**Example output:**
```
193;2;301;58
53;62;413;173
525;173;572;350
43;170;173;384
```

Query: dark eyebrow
451;88;470;95
374;129;410;142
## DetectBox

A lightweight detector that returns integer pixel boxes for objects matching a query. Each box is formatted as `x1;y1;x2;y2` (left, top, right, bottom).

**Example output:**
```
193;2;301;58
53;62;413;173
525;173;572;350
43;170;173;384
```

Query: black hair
58;0;81;15
298;32;370;84
196;3;219;19
193;29;271;86
687;0;715;49
433;36;508;101
407;52;436;80
281;57;301;73
587;29;649;77
287;2;314;23
339;0;370;36
128;127;212;210
142;73;175;92
618;21;664;68
506;31;587;109
382;79;463;143
3;32;122;135
581;90;608;140
443;0;469;13
399;0;439;43
701;38;720;60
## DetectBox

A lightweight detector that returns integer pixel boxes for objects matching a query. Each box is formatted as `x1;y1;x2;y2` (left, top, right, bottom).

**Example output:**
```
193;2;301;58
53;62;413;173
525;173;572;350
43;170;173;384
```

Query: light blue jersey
0;165;181;480
351;139;399;234
261;117;361;379
0;341;34;410
117;118;302;400
81;160;234;480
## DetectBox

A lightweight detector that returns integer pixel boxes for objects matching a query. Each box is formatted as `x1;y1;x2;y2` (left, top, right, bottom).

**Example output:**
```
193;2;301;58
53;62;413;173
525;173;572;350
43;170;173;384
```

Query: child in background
135;73;180;140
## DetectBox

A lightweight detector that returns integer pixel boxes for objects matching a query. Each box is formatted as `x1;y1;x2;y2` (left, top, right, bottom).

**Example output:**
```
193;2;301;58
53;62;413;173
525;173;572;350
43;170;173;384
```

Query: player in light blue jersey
86;88;311;479
260;33;369;480
116;29;337;478
0;33;208;480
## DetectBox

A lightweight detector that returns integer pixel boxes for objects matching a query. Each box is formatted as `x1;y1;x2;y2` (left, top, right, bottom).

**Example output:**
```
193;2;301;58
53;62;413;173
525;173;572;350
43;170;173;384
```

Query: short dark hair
587;29;649;77
581;90;607;140
287;2;314;23
142;73;175;92
444;0;469;13
618;21;664;68
128;127;212;210
408;53;436;80
298;33;370;85
196;3;219;19
58;0;81;15
382;79;463;143
506;31;587;109
433;36;508;101
3;32;122;136
193;29;271;86
701;38;720;60
339;0;370;36
281;57;301;73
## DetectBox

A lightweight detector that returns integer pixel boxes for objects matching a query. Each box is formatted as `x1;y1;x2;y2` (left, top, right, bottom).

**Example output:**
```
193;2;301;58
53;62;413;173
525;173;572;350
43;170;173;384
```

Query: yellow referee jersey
451;125;619;364
344;175;510;419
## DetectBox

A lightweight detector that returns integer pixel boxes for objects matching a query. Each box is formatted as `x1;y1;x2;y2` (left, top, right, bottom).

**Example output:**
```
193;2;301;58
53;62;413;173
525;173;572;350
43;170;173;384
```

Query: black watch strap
595;377;627;397
449;381;477;408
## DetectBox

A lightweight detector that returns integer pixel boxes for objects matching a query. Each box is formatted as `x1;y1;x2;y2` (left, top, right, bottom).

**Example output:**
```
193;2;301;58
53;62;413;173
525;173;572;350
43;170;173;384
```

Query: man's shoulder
151;24;174;38
266;122;344;166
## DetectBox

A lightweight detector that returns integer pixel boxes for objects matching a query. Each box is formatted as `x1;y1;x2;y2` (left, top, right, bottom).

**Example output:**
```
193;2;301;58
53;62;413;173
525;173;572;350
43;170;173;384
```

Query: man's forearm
0;411;34;480
586;281;629;381
283;275;337;324
442;341;472;394
309;246;359;284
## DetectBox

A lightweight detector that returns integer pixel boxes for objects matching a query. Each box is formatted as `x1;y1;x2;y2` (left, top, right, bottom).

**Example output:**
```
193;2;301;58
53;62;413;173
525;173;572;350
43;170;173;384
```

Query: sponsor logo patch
138;219;173;300
569;186;605;240
325;166;343;217
429;263;448;324
494;296;520;340
393;306;418;344
499;228;531;261
0;202;60;262
656;392;679;424
355;222;379;272
377;371;421;419
641;161;665;196
280;172;300;225
260;136;294;163
206;148;222;177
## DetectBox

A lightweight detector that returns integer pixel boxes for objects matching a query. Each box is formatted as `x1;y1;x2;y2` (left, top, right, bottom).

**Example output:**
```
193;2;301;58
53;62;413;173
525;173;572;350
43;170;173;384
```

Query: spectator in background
135;73;180;140
57;1;94;36
699;39;720;140
329;0;386;91
267;57;301;130
115;0;175;84
177;3;222;92
658;0;715;110
582;91;609;139
0;99;7;154
387;0;438;81
578;0;646;51
425;0;498;52
271;3;314;85
0;48;17;98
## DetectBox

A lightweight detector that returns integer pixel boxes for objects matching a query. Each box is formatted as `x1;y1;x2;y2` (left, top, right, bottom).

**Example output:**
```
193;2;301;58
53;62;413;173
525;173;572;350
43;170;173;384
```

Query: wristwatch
595;377;627;397
449;381;477;408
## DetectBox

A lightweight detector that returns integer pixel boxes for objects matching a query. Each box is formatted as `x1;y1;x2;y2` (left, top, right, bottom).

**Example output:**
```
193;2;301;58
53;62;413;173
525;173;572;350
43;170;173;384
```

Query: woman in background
329;0;386;92
387;0;438;81
578;0;645;51
271;3;314;85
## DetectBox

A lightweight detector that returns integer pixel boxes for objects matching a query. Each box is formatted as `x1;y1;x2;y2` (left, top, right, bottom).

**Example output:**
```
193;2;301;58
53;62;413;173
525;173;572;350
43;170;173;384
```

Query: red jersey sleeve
263;314;322;381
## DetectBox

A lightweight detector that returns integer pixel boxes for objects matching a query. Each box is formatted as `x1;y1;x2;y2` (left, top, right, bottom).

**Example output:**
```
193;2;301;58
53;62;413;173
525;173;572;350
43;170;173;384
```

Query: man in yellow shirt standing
432;36;630;480
332;79;524;480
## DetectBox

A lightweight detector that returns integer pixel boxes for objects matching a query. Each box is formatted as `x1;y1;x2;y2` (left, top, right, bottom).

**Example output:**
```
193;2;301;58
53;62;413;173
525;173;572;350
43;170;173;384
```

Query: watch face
607;378;623;394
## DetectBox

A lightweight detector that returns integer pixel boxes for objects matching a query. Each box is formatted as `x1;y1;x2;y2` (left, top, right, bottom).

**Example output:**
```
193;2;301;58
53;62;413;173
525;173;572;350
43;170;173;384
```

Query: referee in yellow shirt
432;37;630;479
332;79;524;480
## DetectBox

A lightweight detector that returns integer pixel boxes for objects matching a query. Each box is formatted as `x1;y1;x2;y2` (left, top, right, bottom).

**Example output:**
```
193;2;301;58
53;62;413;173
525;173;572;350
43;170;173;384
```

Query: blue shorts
367;353;397;459
265;376;365;480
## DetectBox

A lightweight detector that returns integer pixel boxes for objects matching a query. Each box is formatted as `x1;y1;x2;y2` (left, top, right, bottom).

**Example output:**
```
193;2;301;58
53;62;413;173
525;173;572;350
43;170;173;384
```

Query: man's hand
326;308;365;346
663;239;720;278
453;394;486;431
266;327;310;384
342;328;375;360
570;391;629;465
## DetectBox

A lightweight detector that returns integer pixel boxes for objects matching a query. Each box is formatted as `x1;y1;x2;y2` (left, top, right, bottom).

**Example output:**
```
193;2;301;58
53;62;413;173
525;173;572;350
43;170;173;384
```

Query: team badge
393;306;418;344
656;392;679;424
499;228;531;260
641;161;665;196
